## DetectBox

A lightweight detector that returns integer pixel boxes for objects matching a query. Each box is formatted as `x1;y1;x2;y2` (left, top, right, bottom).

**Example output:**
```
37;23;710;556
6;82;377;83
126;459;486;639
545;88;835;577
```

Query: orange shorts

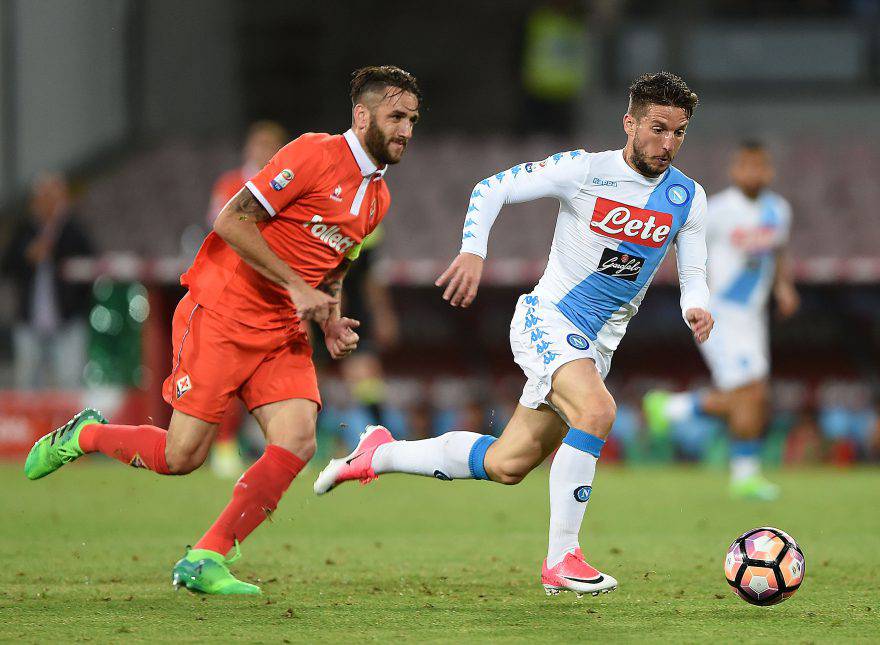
162;292;320;423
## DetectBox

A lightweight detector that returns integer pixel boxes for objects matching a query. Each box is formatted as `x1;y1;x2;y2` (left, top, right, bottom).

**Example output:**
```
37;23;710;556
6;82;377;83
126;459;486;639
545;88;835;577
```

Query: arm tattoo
232;188;270;222
318;259;352;298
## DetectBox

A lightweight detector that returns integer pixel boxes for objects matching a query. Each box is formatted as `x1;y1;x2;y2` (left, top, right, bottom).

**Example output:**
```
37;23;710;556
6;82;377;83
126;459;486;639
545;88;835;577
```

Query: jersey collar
344;129;388;178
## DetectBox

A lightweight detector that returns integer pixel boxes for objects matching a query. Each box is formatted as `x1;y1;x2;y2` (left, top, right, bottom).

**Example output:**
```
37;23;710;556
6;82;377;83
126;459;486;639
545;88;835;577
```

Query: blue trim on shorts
562;428;605;457
468;435;497;480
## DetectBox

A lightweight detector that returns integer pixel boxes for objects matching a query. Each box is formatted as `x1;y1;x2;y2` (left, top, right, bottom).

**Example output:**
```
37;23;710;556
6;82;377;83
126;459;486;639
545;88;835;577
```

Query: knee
165;446;206;475
268;426;316;463
568;398;617;437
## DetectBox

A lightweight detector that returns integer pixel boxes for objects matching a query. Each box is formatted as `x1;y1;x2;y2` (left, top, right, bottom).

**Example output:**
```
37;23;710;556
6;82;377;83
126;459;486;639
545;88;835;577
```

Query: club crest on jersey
566;334;590;350
175;374;192;398
329;184;343;202
271;169;294;191
666;184;690;205
590;197;672;248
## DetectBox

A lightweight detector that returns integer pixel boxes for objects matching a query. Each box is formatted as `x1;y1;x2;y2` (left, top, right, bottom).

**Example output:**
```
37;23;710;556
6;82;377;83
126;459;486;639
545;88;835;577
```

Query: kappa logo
175;374;192;399
590;197;673;248
303;215;356;254
329;185;343;202
592;177;618;188
270;169;294;191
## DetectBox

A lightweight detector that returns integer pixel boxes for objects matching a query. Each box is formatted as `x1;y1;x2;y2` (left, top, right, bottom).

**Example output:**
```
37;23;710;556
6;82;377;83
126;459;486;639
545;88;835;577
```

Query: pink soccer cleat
313;425;394;495
541;548;618;597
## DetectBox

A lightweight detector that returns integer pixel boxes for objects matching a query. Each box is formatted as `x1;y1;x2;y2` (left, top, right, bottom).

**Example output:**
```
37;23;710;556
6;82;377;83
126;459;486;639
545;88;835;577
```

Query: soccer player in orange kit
24;66;421;595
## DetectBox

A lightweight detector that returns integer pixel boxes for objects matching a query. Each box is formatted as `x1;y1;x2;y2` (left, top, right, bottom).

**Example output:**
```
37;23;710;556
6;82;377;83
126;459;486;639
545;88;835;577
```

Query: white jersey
706;187;791;311
460;148;709;351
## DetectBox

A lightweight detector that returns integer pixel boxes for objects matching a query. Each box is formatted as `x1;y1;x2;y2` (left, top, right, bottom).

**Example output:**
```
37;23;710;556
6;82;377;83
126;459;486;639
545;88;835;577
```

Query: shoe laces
48;424;79;462
225;540;243;565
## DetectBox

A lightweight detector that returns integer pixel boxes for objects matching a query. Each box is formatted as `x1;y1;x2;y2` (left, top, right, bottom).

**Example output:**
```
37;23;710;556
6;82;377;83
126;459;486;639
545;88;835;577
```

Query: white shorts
699;303;769;391
509;293;613;410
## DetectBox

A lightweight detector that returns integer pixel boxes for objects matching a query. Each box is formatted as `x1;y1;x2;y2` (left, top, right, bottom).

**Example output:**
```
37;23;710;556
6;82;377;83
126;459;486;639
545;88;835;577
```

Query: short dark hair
739;139;766;152
350;65;422;106
628;72;698;119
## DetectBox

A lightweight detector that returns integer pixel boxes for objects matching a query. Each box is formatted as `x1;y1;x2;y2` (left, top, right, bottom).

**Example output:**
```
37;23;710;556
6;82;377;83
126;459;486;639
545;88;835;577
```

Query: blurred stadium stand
1;0;879;463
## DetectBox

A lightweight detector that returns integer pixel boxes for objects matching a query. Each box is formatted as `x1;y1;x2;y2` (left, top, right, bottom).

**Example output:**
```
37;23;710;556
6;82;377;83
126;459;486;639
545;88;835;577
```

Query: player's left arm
317;257;361;360
674;183;713;343
772;200;799;319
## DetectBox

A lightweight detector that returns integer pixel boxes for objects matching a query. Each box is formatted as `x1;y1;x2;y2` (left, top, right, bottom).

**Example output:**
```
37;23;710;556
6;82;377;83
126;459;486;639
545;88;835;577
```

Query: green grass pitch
1;462;878;643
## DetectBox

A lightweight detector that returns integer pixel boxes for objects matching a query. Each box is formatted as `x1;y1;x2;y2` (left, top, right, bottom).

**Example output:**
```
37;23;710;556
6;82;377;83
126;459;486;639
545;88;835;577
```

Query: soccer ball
724;526;805;606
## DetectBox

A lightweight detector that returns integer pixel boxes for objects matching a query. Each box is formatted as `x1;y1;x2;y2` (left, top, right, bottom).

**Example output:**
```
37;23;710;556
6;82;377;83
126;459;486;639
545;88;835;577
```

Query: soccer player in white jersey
644;142;799;501
314;72;714;597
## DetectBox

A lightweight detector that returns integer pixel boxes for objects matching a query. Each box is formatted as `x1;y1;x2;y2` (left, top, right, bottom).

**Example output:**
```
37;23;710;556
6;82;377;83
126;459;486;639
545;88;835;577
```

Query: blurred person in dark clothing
1;172;93;389
519;0;587;135
339;228;399;427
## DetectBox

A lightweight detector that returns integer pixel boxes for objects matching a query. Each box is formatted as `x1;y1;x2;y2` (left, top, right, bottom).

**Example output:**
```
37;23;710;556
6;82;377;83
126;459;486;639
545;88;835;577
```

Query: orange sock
195;445;305;555
79;424;171;474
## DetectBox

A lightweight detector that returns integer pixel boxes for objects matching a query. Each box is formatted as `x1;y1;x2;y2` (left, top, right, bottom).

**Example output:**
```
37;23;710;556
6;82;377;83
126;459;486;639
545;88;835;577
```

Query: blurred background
0;0;878;473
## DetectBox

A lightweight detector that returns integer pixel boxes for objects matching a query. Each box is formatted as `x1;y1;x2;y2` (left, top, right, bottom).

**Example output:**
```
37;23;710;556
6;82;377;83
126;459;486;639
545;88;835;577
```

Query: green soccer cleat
642;390;673;439
24;407;107;480
730;475;780;502
171;542;261;595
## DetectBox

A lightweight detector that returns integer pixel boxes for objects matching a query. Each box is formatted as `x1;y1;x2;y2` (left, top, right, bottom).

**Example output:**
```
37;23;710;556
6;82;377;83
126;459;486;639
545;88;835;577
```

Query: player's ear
623;113;636;136
352;104;370;132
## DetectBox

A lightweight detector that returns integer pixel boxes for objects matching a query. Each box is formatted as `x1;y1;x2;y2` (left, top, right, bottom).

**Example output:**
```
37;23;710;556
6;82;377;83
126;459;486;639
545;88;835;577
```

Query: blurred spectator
519;0;586;135
1;172;93;389
206;120;287;478
206;120;288;226
783;409;824;465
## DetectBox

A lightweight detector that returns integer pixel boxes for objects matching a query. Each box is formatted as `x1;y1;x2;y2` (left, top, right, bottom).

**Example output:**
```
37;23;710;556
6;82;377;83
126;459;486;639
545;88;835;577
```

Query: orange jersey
183;131;391;329
207;168;248;225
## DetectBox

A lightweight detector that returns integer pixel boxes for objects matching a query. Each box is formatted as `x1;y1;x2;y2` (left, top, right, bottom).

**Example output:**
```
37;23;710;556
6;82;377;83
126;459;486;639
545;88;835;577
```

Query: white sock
547;442;599;568
371;431;488;480
731;455;760;482
666;392;698;422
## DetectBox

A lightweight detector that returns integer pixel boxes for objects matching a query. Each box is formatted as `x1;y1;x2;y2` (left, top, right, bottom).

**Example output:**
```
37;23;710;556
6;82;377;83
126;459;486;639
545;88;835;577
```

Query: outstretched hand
436;253;484;307
685;308;714;344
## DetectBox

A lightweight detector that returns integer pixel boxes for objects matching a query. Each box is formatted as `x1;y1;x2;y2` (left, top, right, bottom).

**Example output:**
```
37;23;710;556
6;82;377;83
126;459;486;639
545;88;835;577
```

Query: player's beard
365;119;404;165
629;135;670;178
364;119;400;166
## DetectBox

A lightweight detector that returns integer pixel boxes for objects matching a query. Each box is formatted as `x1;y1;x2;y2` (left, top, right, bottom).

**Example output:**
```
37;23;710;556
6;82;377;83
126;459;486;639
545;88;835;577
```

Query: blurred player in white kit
644;141;799;501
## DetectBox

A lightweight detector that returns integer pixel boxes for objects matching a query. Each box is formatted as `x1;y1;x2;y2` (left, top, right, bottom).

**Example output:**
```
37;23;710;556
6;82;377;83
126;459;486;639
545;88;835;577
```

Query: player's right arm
437;152;589;307
213;136;340;323
213;188;338;323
